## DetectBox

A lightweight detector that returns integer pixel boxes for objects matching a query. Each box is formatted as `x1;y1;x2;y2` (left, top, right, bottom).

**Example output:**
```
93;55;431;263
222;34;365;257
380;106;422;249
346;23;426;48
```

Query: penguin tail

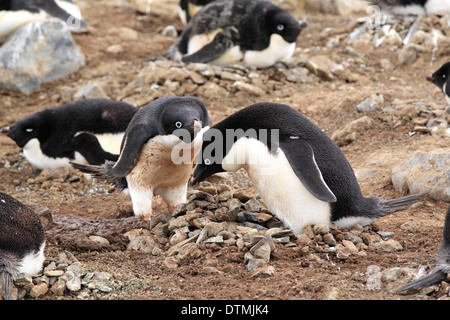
396;269;447;293
70;161;128;191
376;192;428;216
1;270;13;300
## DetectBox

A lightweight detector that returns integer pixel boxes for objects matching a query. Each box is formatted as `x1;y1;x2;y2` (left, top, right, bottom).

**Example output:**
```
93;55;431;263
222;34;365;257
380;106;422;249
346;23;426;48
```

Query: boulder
0;18;85;93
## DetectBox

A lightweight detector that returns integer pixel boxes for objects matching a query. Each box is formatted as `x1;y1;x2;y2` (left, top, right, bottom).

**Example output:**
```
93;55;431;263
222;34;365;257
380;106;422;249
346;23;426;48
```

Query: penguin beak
426;75;434;82
1;126;10;135
298;20;307;30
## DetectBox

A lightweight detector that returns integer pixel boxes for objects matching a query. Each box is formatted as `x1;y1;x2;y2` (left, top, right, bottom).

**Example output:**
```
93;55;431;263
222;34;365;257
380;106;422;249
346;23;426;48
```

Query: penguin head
1;113;43;148
160;97;210;143
266;7;306;44
427;62;450;90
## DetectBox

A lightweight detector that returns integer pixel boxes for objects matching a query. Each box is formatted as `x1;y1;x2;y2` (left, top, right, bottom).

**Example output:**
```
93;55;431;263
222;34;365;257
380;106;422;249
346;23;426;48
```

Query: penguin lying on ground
426;61;450;106
0;0;88;41
71;96;210;221
190;102;426;235
168;0;307;68
0;99;138;170
0;192;45;300
368;0;450;15
397;206;450;292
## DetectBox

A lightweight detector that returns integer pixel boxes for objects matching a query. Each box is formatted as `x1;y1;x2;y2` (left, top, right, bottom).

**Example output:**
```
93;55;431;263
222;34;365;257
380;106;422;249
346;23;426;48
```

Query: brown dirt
0;0;449;301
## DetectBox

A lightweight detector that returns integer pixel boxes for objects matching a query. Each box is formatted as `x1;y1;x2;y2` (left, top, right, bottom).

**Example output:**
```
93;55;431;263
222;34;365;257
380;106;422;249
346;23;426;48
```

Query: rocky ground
0;0;449;302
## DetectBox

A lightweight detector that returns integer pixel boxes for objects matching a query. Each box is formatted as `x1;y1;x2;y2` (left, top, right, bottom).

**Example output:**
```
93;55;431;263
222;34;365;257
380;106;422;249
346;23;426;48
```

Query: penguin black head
266;7;306;44
427;62;450;90
1;112;43;148
159;98;209;143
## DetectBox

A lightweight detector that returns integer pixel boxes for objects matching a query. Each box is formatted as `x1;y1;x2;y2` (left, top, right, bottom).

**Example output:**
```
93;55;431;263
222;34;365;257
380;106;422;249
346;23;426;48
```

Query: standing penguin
71;96;210;221
397;206;450;292
426;61;450;106
191;102;426;234
0;192;46;300
168;0;307;68
1;99;138;170
0;0;88;41
368;0;450;15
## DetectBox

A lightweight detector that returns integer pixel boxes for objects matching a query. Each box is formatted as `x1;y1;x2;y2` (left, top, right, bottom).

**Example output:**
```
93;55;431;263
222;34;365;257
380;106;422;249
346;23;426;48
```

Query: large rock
0;18;85;93
391;148;450;202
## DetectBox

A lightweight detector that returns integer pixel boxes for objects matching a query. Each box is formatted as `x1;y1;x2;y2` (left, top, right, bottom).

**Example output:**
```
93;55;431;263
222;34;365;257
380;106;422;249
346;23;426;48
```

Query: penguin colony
1;0;449;299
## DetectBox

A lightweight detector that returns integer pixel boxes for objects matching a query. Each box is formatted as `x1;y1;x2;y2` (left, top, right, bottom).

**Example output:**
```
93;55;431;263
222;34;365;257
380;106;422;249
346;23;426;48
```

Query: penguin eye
276;24;284;31
443;74;447;79
204;158;212;165
175;121;183;129
26;128;33;133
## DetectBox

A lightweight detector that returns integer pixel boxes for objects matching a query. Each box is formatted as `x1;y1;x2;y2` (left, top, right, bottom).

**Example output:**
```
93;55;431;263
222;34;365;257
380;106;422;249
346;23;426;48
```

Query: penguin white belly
243;34;296;68
188;29;223;54
23;138;88;170
18;241;46;276
425;0;450;14
54;0;83;19
0;10;47;41
444;82;450;106
222;138;331;234
391;4;426;15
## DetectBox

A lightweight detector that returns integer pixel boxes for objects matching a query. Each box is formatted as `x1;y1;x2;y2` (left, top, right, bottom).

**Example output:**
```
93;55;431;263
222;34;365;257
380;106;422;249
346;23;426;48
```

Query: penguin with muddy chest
71;96;210;221
168;0;307;68
191;102;426;234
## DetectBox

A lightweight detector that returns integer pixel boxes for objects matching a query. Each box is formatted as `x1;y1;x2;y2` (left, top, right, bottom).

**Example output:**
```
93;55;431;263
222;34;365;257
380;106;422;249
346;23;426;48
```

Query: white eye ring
175;121;182;128
443;74;447;79
204;159;211;165
26;128;33;133
277;24;284;31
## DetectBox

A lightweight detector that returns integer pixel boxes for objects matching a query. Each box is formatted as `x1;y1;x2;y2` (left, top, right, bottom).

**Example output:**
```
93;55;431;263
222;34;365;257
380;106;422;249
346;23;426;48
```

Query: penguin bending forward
1;99;138;170
191;102;426;235
168;0;307;68
426;61;450;106
397;206;450;292
71;96;210;221
0;192;46;300
0;0;88;41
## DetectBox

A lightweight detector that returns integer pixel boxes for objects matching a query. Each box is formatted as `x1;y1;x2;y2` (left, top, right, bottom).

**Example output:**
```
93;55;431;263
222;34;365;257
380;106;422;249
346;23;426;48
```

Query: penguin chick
191;102;426;234
168;0;307;68
71;96;210;221
0;192;45;300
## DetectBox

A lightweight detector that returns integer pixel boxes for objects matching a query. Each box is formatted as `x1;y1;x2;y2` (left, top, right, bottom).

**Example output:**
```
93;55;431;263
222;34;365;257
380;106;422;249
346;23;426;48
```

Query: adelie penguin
426;61;450;106
71;96;210;221
168;0;307;68
191;102;426;235
0;0;88;42
0;99;138;170
0;192;46;300
368;0;450;15
397;206;450;292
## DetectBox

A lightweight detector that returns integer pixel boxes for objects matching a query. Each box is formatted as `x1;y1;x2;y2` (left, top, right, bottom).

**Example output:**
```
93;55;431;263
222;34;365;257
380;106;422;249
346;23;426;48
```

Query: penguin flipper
181;27;239;64
279;138;337;203
72;132;119;165
108;124;156;178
